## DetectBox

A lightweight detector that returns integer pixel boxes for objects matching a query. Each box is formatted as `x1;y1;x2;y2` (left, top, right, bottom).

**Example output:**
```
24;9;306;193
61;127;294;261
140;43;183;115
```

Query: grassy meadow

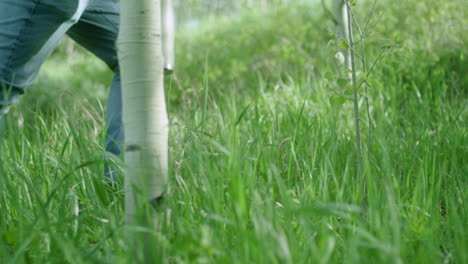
0;0;466;263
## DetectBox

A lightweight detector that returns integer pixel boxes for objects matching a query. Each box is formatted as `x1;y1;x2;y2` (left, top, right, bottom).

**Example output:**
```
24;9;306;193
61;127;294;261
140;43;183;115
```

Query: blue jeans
0;0;122;179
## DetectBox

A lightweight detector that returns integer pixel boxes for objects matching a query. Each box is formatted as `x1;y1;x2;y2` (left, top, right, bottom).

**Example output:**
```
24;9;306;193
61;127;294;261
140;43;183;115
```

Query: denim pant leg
0;0;122;179
0;0;90;95
0;0;90;145
66;1;123;180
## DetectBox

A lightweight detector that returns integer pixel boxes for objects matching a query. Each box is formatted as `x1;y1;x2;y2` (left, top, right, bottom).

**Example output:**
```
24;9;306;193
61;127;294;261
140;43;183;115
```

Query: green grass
1;0;466;263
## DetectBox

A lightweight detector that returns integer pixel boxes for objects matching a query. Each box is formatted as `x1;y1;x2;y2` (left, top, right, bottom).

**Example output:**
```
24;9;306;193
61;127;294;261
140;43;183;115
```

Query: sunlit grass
1;0;466;263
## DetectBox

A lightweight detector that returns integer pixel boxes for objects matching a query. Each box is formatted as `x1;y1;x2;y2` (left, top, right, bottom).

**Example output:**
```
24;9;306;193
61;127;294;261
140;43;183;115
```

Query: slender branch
345;0;362;167
356;47;387;90
348;0;373;156
338;35;365;62
364;12;383;39
363;0;378;37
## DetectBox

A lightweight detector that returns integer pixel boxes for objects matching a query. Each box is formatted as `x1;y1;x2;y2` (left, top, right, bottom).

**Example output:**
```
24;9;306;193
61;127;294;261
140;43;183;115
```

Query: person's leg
0;0;91;92
66;0;122;180
0;0;91;137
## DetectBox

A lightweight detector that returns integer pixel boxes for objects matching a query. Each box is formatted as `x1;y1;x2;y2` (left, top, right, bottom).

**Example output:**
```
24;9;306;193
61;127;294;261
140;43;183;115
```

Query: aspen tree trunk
333;0;351;74
334;0;363;165
118;0;168;224
162;0;175;73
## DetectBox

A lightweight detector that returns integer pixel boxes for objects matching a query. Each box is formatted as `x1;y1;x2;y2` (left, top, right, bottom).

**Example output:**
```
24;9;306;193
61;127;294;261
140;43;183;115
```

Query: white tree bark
118;0;168;223
162;0;175;73
333;0;351;74
334;0;363;164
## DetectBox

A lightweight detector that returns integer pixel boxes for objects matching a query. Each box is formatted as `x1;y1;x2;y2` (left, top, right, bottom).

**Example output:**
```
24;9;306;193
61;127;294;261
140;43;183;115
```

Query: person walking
0;0;123;179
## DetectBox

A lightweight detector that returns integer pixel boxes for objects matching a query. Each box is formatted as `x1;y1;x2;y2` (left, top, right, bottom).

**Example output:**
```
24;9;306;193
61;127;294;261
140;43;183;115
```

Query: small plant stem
345;0;363;168
349;3;373;157
363;0;378;37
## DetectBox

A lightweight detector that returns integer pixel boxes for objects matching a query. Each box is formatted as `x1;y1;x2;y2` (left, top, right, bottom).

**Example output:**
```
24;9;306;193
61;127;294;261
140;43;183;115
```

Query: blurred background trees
173;0;294;24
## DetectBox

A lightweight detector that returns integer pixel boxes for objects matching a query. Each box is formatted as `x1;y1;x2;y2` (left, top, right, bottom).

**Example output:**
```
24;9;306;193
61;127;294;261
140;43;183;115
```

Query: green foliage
337;39;349;50
0;0;466;263
172;2;327;106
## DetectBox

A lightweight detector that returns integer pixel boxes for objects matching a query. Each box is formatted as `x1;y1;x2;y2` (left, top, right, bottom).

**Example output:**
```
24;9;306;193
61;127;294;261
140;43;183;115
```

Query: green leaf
337;78;349;88
367;79;381;87
324;71;335;80
329;95;346;106
4;230;16;245
338;39;349;50
344;87;355;96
